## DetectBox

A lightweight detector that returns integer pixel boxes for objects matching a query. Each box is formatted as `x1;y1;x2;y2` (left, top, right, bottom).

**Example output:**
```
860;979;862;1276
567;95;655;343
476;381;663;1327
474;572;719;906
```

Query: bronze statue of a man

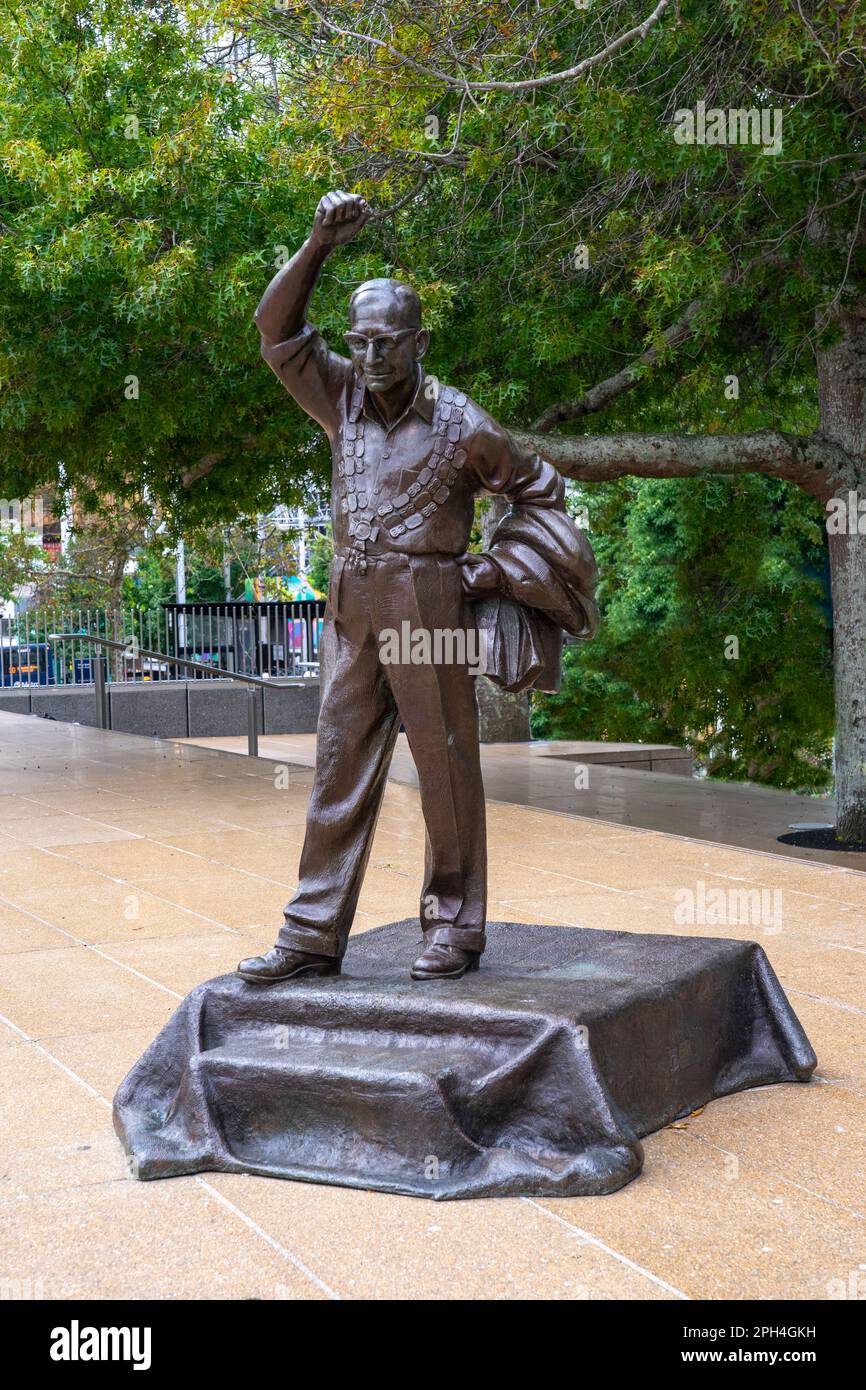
238;190;597;985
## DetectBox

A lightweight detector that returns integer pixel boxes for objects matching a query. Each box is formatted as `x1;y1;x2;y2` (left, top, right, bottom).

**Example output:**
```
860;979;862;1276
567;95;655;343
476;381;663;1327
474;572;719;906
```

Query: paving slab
0;710;862;1300
204;1174;679;1301
0;1181;331;1300
535;1126;866;1301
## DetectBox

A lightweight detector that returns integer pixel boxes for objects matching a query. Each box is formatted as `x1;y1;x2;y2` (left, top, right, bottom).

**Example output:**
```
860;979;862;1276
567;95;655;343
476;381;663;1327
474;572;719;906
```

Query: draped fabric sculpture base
114;921;816;1200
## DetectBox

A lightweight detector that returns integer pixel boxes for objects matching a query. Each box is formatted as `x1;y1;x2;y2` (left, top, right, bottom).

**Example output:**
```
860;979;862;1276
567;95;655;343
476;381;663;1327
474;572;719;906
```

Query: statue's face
346;289;428;394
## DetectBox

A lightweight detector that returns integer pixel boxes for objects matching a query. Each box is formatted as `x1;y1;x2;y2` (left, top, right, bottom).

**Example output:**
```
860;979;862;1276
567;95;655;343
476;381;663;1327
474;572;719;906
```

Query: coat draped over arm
470;437;599;694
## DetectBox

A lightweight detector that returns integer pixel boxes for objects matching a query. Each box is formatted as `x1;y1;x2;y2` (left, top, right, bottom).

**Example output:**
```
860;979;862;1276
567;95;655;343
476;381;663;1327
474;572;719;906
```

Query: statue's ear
414;329;430;360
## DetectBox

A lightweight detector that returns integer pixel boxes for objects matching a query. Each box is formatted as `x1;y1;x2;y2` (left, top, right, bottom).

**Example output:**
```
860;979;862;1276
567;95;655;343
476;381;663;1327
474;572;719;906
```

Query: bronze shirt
260;323;568;559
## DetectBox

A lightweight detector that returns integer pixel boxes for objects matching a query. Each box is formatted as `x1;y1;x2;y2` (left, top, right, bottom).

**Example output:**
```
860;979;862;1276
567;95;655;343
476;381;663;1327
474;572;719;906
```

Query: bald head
349;278;422;330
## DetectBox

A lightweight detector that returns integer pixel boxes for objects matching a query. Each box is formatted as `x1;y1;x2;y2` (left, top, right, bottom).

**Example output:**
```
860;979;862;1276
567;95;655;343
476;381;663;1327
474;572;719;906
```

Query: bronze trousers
277;550;487;958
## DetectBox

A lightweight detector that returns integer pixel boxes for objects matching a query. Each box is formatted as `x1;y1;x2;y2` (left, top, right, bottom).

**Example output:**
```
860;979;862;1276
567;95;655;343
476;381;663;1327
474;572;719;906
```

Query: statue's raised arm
255;191;371;344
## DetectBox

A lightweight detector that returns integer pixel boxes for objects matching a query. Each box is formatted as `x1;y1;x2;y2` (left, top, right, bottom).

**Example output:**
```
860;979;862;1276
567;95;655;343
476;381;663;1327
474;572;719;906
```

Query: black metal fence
163;601;325;680
0;600;326;687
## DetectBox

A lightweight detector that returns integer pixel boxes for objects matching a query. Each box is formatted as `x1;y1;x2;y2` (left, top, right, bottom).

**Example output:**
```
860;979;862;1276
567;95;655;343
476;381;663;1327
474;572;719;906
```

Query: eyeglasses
344;329;417;356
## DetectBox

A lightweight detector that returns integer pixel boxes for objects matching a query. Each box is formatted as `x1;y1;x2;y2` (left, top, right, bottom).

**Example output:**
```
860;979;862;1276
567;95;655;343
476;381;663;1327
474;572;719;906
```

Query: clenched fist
311;190;371;249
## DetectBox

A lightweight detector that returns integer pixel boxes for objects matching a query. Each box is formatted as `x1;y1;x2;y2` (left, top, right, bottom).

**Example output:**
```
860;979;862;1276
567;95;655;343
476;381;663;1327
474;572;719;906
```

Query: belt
334;544;459;568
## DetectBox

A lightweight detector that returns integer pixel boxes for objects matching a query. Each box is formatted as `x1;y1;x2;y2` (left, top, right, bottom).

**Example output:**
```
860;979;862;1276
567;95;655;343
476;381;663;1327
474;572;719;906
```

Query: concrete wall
0;690;31;716
30;687;103;725
262;681;321;737
110;682;191;738
6;679;320;739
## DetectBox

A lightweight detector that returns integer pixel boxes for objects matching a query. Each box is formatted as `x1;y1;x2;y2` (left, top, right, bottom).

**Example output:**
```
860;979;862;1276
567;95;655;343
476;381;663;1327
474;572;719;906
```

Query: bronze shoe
237;946;340;984
410;942;481;981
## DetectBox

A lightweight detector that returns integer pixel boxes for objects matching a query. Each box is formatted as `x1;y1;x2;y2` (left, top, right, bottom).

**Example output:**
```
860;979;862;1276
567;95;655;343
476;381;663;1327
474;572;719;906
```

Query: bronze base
114;920;816;1200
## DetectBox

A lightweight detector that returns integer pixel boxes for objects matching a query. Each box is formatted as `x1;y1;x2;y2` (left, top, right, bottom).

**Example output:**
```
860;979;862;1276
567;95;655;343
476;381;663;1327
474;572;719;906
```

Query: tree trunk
816;305;866;840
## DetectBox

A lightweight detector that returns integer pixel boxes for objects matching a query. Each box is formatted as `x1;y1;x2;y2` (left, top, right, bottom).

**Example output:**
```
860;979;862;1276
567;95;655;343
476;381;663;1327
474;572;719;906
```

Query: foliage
0;0;330;524
2;1;859;785
0;525;43;603
533;474;834;792
306;525;333;596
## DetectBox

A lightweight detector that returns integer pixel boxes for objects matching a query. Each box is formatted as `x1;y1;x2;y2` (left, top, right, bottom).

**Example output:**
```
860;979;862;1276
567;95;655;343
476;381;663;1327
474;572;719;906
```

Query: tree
307;526;334;595
0;524;43;604
238;0;864;835
0;0;331;524
0;490;150;609
533;473;834;791
3;1;864;833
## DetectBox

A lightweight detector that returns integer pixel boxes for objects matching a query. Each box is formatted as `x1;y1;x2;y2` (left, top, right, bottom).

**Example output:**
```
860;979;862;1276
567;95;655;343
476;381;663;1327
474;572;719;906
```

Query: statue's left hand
456;552;501;599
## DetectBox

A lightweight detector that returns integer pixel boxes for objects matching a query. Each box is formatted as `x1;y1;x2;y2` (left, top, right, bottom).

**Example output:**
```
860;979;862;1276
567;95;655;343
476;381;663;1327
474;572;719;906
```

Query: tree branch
533;251;796;430
511;427;857;499
533;294;706;430
181;436;258;489
302;0;669;94
182;454;224;488
788;0;866;128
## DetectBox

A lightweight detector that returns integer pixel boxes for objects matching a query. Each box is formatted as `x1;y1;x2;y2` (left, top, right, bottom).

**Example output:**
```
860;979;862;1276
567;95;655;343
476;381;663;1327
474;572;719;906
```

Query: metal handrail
47;631;305;756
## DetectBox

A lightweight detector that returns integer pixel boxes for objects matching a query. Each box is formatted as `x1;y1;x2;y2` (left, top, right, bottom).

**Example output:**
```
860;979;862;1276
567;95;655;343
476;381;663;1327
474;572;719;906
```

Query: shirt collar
348;366;434;426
